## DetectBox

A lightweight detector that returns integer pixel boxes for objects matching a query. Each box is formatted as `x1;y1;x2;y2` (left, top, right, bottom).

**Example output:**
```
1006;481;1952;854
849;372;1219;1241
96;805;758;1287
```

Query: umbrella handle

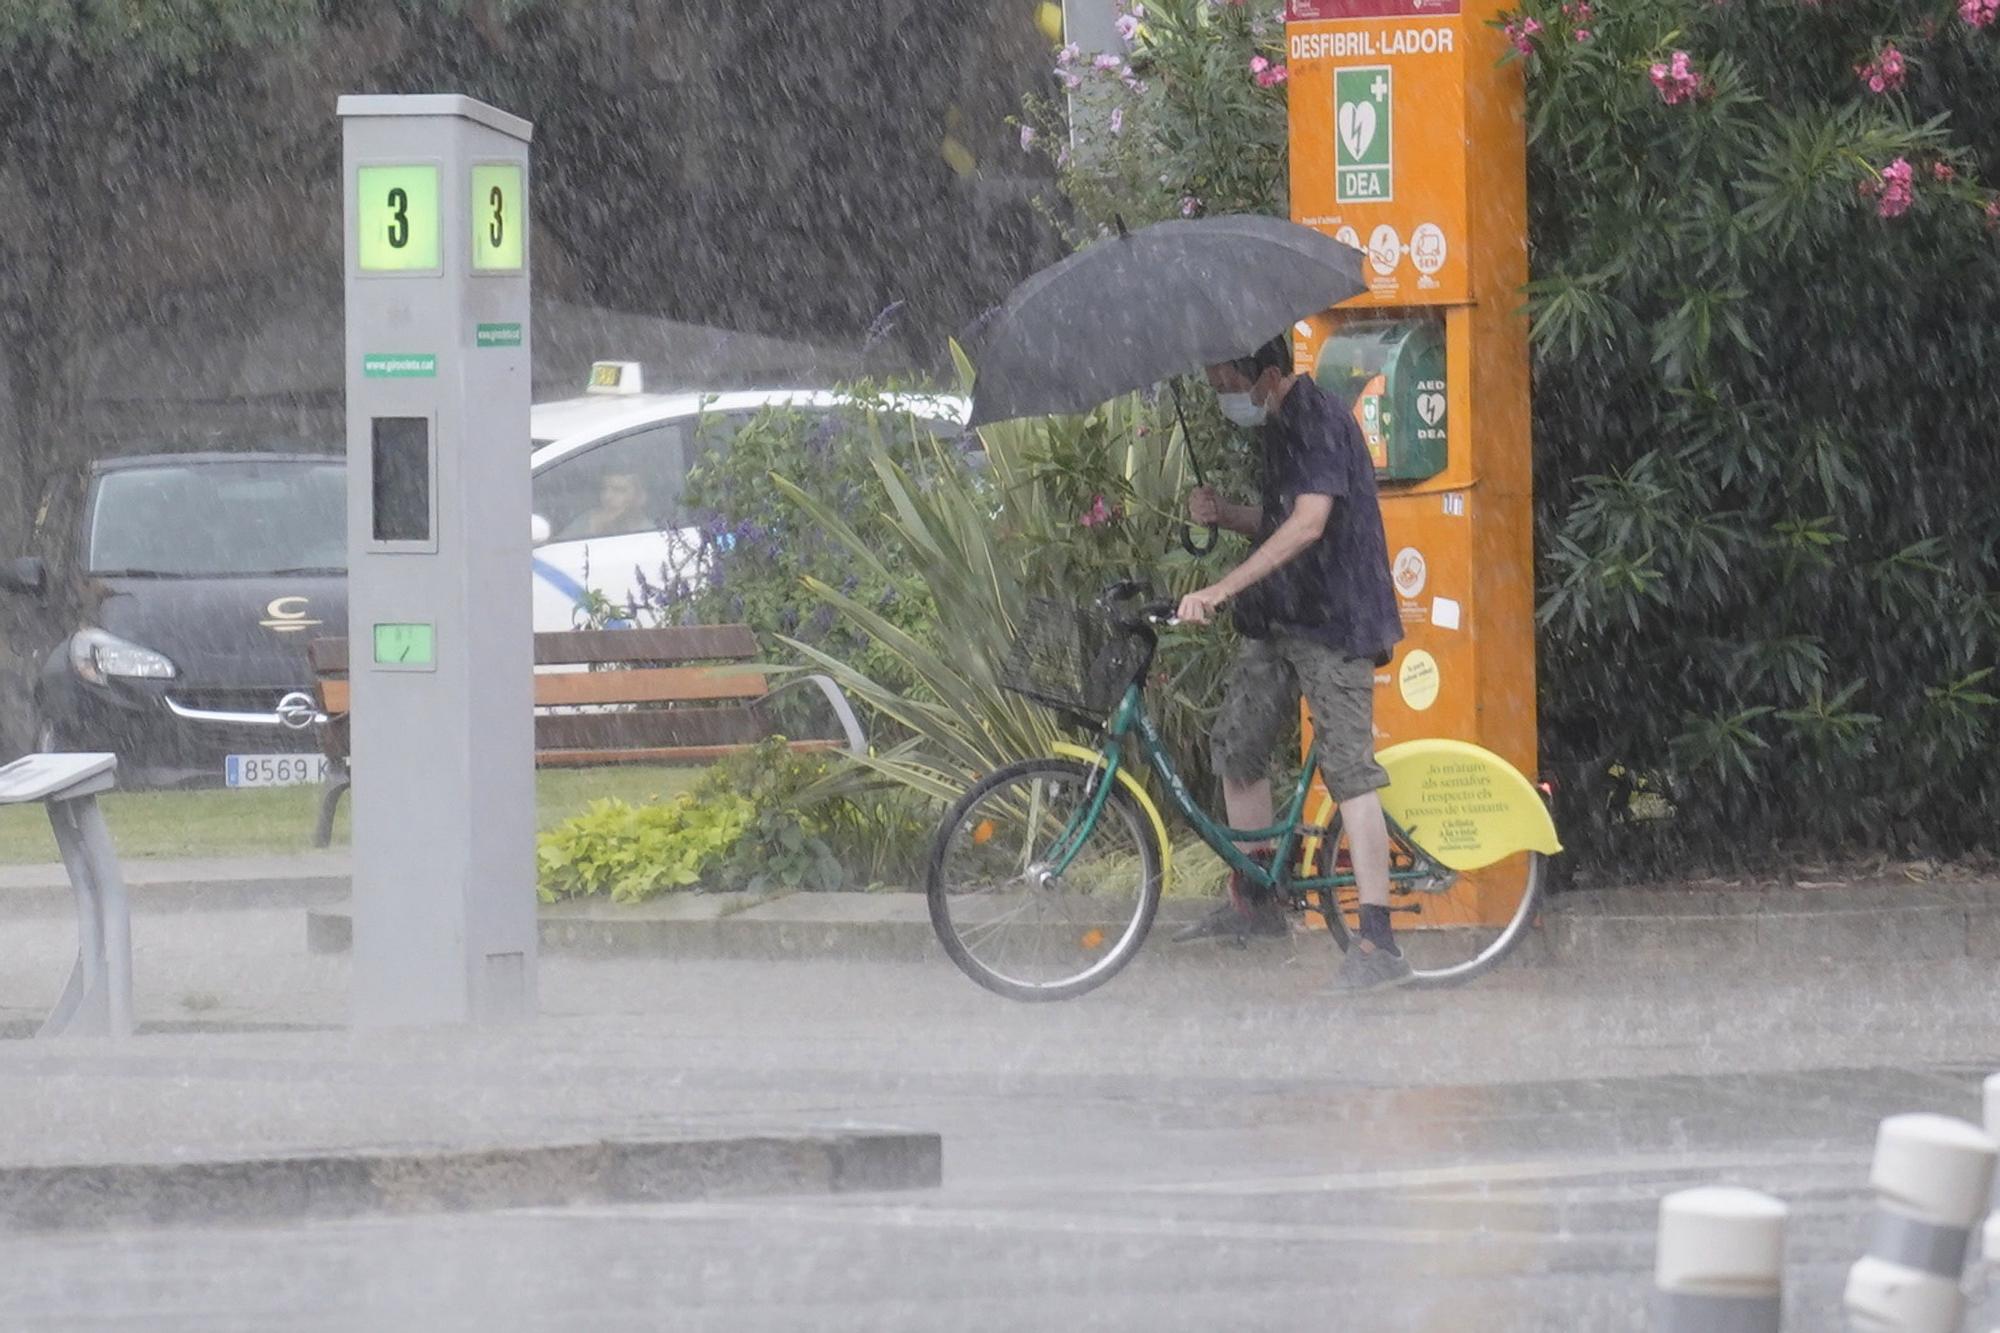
1168;378;1218;556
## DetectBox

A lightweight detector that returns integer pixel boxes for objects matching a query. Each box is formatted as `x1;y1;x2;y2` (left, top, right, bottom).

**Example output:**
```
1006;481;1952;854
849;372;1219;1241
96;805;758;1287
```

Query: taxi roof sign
585;360;644;395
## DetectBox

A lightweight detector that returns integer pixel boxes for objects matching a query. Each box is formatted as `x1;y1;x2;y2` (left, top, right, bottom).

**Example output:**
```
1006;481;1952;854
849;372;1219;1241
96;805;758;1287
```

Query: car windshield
87;458;346;577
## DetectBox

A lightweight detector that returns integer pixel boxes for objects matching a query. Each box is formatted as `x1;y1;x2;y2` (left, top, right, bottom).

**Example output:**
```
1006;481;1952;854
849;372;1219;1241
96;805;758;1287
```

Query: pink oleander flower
1056;145;1072;169
1962;0;1998;28
1056;42;1081;66
1575;28;1593;41
1115;13;1140;40
1878;157;1914;218
1933;162;1956;183
1986;196;2000;228
1649;50;1707;105
1254;62;1290;87
1080;495;1118;529
1504;16;1543;54
1857;44;1906;95
1020;124;1036;151
1250;55;1269;73
1093;52;1123;72
1180;195;1201;216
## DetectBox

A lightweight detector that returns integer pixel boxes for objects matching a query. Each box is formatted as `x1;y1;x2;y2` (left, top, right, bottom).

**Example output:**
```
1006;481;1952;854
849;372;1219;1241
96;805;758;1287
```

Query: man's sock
1358;903;1399;955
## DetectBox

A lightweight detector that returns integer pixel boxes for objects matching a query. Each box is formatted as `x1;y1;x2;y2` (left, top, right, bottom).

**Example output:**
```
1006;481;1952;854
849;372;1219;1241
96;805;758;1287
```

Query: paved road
2;909;1998;1330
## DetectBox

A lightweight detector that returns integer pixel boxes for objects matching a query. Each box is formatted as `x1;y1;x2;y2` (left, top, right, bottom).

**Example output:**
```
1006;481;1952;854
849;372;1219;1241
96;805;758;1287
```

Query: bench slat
320;667;765;715
536;740;842;768
309;625;762;673
535;708;771;752
535;668;766;706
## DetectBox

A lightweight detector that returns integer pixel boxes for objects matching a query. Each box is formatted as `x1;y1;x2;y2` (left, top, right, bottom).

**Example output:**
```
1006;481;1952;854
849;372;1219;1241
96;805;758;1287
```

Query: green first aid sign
357;165;442;271
1334;67;1393;204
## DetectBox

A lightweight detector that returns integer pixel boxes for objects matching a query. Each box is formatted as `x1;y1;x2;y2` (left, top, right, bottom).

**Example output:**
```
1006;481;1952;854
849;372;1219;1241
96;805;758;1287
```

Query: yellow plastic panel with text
1375;737;1561;871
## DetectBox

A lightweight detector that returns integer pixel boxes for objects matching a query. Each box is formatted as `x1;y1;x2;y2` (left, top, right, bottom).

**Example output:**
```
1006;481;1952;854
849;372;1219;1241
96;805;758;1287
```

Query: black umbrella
961;214;1366;552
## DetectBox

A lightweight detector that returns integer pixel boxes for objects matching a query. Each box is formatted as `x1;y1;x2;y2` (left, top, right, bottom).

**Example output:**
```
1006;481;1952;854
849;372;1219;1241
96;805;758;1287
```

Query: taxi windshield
87;458;347;577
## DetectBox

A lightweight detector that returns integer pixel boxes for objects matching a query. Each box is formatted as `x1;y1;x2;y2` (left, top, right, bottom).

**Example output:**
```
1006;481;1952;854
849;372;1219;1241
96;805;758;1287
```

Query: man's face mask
1218;391;1268;429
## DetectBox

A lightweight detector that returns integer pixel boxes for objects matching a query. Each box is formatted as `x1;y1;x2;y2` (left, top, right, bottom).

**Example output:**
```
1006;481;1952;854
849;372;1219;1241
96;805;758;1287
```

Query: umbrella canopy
962;214;1367;428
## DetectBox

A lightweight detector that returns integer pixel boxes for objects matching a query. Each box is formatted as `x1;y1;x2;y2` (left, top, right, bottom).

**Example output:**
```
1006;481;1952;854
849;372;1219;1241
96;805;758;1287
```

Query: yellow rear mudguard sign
1375;739;1562;872
1049;743;1173;885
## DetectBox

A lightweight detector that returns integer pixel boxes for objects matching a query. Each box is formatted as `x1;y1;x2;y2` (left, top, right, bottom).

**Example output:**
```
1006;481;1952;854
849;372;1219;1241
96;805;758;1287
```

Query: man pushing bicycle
1169;335;1410;992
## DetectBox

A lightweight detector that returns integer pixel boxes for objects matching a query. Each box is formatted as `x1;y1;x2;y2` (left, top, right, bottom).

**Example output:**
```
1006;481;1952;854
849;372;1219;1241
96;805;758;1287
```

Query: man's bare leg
1338;789;1393;952
1221;777;1275;853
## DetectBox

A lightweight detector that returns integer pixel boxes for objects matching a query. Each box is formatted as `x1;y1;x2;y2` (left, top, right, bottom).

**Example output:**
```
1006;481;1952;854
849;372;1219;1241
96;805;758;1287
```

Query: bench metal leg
313;767;351;849
38;795;132;1039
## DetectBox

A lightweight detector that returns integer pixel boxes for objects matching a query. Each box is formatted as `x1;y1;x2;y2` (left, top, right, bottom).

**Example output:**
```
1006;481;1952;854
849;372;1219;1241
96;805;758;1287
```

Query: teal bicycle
925;581;1562;1002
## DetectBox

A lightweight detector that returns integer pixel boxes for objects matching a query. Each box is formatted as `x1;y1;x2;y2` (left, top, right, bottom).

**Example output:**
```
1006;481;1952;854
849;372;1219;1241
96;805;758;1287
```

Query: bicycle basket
1000;599;1150;722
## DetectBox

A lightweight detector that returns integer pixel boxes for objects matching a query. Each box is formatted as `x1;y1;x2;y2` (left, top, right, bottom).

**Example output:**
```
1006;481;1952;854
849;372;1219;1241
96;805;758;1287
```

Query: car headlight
69;628;177;686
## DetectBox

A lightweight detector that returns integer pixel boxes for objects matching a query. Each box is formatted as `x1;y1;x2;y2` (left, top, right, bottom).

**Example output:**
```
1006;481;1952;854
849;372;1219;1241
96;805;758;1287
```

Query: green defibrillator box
1315;318;1447;483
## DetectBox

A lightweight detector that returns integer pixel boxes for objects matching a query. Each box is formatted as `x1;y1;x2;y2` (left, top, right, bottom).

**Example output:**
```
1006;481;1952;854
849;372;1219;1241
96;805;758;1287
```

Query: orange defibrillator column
1287;0;1536;925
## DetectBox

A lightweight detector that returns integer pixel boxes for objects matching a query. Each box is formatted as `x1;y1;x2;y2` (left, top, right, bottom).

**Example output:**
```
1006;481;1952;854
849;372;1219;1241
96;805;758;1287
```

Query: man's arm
1188;486;1261;536
1176;493;1332;624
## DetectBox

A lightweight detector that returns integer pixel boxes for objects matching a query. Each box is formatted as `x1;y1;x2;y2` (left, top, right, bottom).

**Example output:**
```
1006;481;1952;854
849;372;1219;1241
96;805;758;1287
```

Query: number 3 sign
356;164;441;271
470;163;524;271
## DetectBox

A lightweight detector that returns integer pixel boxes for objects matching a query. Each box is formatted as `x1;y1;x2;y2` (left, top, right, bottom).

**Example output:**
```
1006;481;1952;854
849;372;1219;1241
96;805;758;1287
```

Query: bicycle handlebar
1095;581;1180;630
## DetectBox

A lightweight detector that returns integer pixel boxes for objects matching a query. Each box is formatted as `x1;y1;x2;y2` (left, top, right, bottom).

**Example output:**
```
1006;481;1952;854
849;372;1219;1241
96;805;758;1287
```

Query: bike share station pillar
339;95;538;1026
1286;1;1537;928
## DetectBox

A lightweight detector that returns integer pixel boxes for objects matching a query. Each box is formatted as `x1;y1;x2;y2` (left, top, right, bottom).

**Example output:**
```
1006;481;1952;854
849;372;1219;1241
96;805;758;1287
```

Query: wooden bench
305;625;865;848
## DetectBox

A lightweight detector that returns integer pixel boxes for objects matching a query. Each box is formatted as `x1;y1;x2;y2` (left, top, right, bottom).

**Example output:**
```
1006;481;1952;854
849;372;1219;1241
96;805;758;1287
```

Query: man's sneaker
1171;866;1288;944
1331;942;1414;992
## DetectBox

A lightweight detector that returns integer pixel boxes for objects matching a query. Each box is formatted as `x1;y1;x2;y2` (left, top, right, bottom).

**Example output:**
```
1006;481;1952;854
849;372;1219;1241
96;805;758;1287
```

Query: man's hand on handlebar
1175;585;1228;625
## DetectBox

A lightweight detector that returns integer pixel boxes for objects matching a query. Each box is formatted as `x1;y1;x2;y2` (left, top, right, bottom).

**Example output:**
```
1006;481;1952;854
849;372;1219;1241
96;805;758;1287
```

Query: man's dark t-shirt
1230;374;1402;665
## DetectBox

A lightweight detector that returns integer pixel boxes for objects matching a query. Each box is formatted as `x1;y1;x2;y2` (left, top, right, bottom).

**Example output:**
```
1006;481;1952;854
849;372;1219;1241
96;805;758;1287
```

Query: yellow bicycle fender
1374;738;1563;872
1050;743;1173;886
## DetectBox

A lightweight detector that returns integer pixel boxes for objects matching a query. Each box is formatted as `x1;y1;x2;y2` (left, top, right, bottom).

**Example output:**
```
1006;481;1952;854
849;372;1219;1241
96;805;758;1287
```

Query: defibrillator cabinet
1315;318;1446;483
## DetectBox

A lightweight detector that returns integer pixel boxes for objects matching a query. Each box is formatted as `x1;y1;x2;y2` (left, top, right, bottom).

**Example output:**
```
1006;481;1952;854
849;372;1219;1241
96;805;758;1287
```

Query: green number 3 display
357;165;441;271
472;164;525;271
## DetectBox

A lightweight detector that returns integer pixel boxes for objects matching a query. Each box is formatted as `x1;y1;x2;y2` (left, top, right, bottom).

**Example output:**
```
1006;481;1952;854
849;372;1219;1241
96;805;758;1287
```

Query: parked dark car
4;453;347;788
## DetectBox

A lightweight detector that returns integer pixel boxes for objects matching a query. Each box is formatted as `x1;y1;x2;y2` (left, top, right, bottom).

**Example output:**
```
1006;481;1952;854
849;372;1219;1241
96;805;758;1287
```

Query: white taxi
528;362;968;632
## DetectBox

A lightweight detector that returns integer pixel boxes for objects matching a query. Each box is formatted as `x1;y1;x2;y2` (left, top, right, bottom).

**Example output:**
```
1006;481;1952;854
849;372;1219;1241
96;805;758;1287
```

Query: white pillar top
1656;1187;1787;1293
336;94;532;142
1872;1114;1999;1226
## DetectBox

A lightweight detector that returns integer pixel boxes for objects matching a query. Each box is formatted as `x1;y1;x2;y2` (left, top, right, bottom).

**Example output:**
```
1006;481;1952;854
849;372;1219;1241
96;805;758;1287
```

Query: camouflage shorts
1210;633;1388;802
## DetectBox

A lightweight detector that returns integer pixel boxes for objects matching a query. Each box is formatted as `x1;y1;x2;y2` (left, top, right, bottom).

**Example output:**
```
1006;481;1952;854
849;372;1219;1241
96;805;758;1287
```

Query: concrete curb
307;886;2000;967
0;855;350;918
0;1130;942;1232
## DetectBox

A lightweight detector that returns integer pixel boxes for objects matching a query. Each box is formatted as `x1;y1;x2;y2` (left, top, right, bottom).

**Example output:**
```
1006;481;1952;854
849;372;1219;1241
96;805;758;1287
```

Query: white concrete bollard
1654;1186;1786;1332
1844;1113;1998;1333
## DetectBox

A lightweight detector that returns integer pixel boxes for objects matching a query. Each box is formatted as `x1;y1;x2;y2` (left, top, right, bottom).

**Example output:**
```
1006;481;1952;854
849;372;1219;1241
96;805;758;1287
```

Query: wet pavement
2;908;1998;1329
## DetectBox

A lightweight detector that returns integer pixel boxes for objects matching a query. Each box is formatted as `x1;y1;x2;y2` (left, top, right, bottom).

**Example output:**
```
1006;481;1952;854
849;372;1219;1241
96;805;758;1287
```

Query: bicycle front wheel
927;758;1162;1002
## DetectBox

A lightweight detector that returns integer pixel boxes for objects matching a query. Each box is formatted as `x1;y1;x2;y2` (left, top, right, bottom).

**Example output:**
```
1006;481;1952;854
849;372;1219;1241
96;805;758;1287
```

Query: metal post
38;800;105;1037
74;795;133;1037
1844;1113;1998;1332
1985;1075;2000;1333
1653;1186;1786;1332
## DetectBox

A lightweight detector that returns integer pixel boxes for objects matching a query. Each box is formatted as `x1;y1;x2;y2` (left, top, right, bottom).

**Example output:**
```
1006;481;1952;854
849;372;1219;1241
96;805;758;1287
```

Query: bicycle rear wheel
927;758;1161;1002
1306;815;1544;987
